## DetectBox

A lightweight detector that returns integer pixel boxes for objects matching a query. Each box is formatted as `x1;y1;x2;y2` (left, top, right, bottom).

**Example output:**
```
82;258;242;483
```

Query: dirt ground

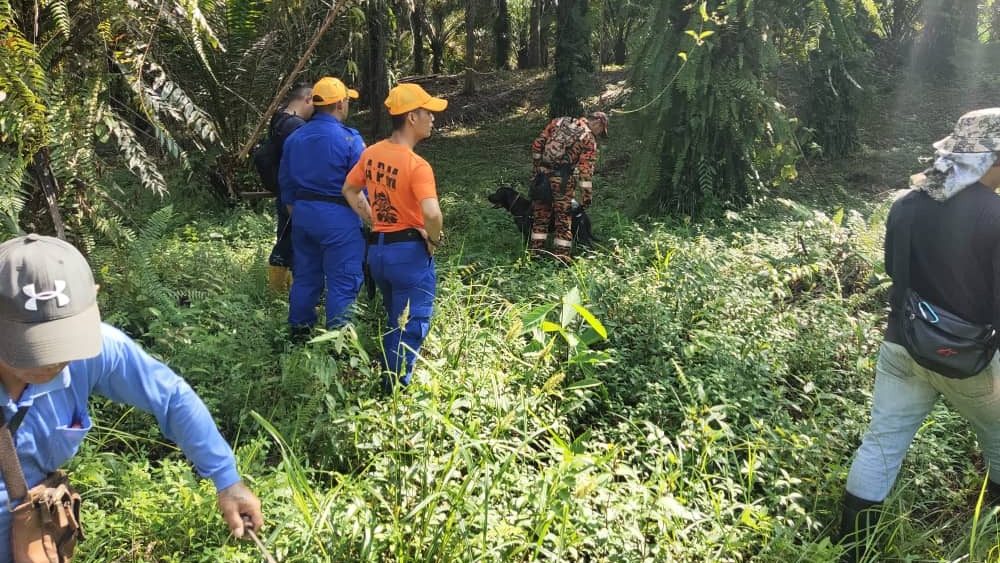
400;67;630;127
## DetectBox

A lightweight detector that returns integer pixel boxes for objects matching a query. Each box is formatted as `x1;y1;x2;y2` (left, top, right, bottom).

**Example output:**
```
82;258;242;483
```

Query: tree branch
236;0;353;161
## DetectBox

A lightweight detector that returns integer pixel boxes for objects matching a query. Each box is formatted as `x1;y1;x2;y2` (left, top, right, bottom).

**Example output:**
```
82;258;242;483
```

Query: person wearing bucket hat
0;235;264;559
342;83;447;391
837;108;1000;562
278;76;367;338
528;110;607;265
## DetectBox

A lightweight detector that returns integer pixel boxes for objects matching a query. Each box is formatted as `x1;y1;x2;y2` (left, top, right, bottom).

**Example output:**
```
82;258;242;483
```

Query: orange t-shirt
346;140;437;232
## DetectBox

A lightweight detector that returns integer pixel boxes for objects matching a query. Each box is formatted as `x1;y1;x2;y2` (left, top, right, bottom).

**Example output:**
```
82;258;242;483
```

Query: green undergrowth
69;105;1000;561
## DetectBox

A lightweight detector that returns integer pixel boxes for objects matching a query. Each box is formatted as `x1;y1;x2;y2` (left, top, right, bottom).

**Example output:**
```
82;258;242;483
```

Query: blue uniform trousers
289;201;364;328
366;237;436;385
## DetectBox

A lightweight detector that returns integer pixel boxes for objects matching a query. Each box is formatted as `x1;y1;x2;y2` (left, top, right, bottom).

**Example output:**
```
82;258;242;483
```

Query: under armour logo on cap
22;281;70;311
0;234;102;368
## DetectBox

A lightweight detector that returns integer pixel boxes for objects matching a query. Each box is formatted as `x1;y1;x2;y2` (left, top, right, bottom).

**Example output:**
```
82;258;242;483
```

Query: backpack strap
0;406;32;504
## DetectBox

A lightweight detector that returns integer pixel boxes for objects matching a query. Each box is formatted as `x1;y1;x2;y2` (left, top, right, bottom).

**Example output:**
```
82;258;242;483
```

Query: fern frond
115;49;220;155
0;153;28;224
41;0;71;38
166;0;225;83
857;0;885;36
102;109;169;195
0;21;49;153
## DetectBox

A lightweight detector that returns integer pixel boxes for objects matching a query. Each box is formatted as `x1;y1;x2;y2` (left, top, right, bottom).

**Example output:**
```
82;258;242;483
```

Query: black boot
837;491;882;563
289;325;312;345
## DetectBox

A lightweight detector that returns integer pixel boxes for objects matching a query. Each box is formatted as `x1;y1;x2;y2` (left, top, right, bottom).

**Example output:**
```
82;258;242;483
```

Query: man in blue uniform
279;77;366;337
0;235;264;559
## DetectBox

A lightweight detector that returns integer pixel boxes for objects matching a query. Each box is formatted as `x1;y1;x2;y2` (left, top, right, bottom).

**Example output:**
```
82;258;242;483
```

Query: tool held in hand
242;516;278;563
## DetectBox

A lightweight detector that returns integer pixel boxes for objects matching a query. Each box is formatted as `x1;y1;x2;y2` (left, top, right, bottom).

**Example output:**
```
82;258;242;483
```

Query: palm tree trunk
412;1;426;75
495;0;511;69
366;0;390;136
464;0;476;94
540;0;553;67
527;0;541;67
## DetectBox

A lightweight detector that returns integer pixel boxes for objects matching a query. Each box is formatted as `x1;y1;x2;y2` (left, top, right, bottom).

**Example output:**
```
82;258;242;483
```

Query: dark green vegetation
6;0;1000;560
53;59;1000;560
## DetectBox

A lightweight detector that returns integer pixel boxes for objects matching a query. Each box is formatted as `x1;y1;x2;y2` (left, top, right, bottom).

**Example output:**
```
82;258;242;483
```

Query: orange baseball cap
384;83;448;116
312;77;359;106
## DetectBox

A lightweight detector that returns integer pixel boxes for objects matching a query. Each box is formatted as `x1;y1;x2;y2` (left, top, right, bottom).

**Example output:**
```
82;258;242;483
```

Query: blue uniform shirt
0;324;240;559
278;113;366;206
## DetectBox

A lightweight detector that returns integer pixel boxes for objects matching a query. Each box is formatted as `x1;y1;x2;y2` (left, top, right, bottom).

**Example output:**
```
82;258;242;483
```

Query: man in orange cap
342;83;447;390
529;111;608;264
279;77;366;338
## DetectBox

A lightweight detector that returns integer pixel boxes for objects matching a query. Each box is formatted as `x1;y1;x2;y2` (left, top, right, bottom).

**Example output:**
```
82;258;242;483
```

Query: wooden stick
236;0;352;161
246;527;278;563
238;191;277;200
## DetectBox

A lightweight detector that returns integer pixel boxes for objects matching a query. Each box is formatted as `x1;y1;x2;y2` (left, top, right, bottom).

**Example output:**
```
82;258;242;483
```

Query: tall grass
70;107;1000;562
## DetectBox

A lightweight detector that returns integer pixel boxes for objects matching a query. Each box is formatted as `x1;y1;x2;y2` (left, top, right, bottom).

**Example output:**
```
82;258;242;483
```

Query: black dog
488;185;599;247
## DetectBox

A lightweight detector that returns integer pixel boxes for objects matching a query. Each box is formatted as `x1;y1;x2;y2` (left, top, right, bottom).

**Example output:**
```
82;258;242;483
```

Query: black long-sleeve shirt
884;183;1000;343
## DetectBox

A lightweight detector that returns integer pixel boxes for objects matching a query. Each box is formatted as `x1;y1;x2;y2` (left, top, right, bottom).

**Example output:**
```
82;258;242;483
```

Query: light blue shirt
0;324;240;559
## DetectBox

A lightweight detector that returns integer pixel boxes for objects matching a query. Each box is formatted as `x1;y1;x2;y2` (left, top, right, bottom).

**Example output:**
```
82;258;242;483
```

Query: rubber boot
268;265;290;293
837;491;882;563
289;325;312;345
552;245;573;266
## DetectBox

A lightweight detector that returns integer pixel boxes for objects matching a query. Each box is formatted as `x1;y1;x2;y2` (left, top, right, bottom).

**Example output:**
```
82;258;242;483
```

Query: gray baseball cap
0;234;102;368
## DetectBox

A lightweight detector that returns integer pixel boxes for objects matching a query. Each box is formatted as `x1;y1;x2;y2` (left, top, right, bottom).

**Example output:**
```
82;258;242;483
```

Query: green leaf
561;286;582;327
832;207;845;228
568;350;612;366
564;377;603;391
541;321;562;333
858;0;885;35
560;331;579;348
350;6;366;24
571;303;607;339
580;327;606;347
522;303;557;331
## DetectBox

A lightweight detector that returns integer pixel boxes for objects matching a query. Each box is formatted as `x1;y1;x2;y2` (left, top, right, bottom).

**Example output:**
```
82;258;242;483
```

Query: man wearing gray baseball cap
0;234;263;559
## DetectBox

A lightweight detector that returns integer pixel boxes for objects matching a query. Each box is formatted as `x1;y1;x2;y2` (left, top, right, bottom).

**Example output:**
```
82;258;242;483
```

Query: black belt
539;163;573;174
295;191;349;207
367;228;423;244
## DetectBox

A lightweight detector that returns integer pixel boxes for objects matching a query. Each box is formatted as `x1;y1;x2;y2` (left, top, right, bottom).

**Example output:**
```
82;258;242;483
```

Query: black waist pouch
529;172;553;203
899;288;997;378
